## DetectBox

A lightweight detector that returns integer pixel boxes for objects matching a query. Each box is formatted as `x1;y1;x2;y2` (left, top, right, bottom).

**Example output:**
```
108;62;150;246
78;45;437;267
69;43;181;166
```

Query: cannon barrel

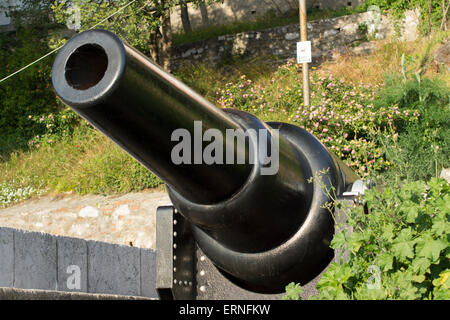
52;29;360;293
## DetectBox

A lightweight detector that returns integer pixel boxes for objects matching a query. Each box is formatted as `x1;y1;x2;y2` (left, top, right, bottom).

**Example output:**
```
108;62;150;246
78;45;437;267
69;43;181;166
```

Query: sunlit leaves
291;178;450;300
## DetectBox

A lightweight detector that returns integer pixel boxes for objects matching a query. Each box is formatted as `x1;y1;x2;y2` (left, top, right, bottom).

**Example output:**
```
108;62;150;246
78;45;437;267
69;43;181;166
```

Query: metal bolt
173;220;177;225
173;255;177;261
189;282;193;286
173;231;177;237
199;286;206;292
184;281;188;286
173;243;177;249
173;267;177;272
200;270;205;276
200;256;206;261
174;280;177;284
174;208;178;214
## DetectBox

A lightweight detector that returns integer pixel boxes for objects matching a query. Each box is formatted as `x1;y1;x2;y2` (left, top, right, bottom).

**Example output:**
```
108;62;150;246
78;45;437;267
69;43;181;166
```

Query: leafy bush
373;72;449;181
284;177;450;300
215;62;421;178
365;0;448;34
0;1;62;155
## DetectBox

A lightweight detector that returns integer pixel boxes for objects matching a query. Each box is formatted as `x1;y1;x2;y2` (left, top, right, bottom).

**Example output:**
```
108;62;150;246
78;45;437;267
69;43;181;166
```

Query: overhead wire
0;0;139;84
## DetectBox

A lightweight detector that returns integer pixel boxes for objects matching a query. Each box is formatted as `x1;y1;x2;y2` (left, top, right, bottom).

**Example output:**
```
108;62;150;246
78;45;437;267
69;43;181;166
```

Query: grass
315;30;450;85
173;6;367;46
0;29;448;207
0;124;162;204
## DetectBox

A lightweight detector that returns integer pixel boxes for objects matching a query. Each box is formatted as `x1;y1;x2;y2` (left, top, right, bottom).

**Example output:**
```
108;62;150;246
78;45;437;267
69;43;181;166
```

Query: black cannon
52;29;365;299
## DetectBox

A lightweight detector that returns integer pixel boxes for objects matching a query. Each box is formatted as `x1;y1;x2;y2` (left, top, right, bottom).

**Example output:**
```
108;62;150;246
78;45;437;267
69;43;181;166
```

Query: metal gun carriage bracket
52;29;371;299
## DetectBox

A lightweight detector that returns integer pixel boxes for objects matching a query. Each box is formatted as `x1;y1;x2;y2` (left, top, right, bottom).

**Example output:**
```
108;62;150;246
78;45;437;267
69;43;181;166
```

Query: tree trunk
159;5;173;72
148;1;173;72
199;2;209;26
179;0;192;33
440;0;449;31
428;0;433;34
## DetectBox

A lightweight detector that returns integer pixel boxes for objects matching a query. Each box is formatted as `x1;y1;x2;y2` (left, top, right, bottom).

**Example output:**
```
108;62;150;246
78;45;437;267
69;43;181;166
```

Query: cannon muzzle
52;29;360;294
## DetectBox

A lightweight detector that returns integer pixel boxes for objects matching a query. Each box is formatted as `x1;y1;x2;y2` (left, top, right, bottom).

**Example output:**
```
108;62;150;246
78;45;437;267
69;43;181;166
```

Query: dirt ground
0;190;171;249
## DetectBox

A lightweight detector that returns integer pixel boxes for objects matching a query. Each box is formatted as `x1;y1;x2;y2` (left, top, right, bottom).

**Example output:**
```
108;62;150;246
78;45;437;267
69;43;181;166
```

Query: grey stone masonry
0;227;158;299
172;10;419;68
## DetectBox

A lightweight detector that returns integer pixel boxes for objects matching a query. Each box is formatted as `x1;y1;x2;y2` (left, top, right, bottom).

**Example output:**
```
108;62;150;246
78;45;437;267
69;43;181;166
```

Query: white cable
0;0;138;84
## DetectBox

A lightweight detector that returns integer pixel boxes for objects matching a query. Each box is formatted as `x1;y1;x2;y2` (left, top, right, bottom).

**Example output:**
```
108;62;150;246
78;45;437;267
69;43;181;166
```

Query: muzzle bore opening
65;43;108;90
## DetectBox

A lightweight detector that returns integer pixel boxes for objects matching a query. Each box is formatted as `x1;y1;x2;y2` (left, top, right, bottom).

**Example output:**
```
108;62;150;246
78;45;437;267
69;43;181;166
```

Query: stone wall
0;226;158;298
171;10;419;68
171;0;366;32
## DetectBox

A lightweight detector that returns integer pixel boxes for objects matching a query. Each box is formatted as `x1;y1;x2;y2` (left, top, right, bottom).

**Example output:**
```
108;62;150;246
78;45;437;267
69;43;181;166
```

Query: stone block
87;241;140;296
0;227;14;287
140;249;158;298
14;229;57;290
57;236;88;292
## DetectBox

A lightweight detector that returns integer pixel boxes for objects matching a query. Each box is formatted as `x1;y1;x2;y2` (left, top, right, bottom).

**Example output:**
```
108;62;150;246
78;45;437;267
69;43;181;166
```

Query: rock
181;48;196;58
440;168;450;183
285;32;299;41
434;41;450;69
78;206;99;218
402;9;420;41
323;29;339;37
113;204;130;218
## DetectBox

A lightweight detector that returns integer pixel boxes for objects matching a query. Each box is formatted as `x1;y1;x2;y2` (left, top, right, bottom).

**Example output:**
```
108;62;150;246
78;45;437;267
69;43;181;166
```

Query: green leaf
401;201;419;223
392;228;415;262
330;231;347;250
433;287;450;300
430;218;450;237
317;263;352;291
380;224;395;242
416;239;447;263
377;253;394;272
347;232;365;254
283;282;303;300
392;241;415;262
411;274;426;283
432;270;450;289
411;257;431;274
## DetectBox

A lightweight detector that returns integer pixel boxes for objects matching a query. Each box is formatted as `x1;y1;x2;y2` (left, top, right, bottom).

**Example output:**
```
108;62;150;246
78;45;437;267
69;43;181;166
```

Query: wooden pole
299;0;310;106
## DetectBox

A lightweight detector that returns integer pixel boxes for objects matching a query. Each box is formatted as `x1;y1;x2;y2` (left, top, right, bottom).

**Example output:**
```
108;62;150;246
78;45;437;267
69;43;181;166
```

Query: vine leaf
411;257;431;274
416;238;447;263
377;252;394;272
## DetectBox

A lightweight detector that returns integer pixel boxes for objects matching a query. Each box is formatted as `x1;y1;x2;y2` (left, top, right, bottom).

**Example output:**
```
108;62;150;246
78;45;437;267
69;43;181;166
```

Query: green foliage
282;282;303;300
287;178;450;300
51;0;224;53
52;0;154;53
365;0;449;34
0;125;163;206
373;65;449;181
214;62;421;178
0;0;60;154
